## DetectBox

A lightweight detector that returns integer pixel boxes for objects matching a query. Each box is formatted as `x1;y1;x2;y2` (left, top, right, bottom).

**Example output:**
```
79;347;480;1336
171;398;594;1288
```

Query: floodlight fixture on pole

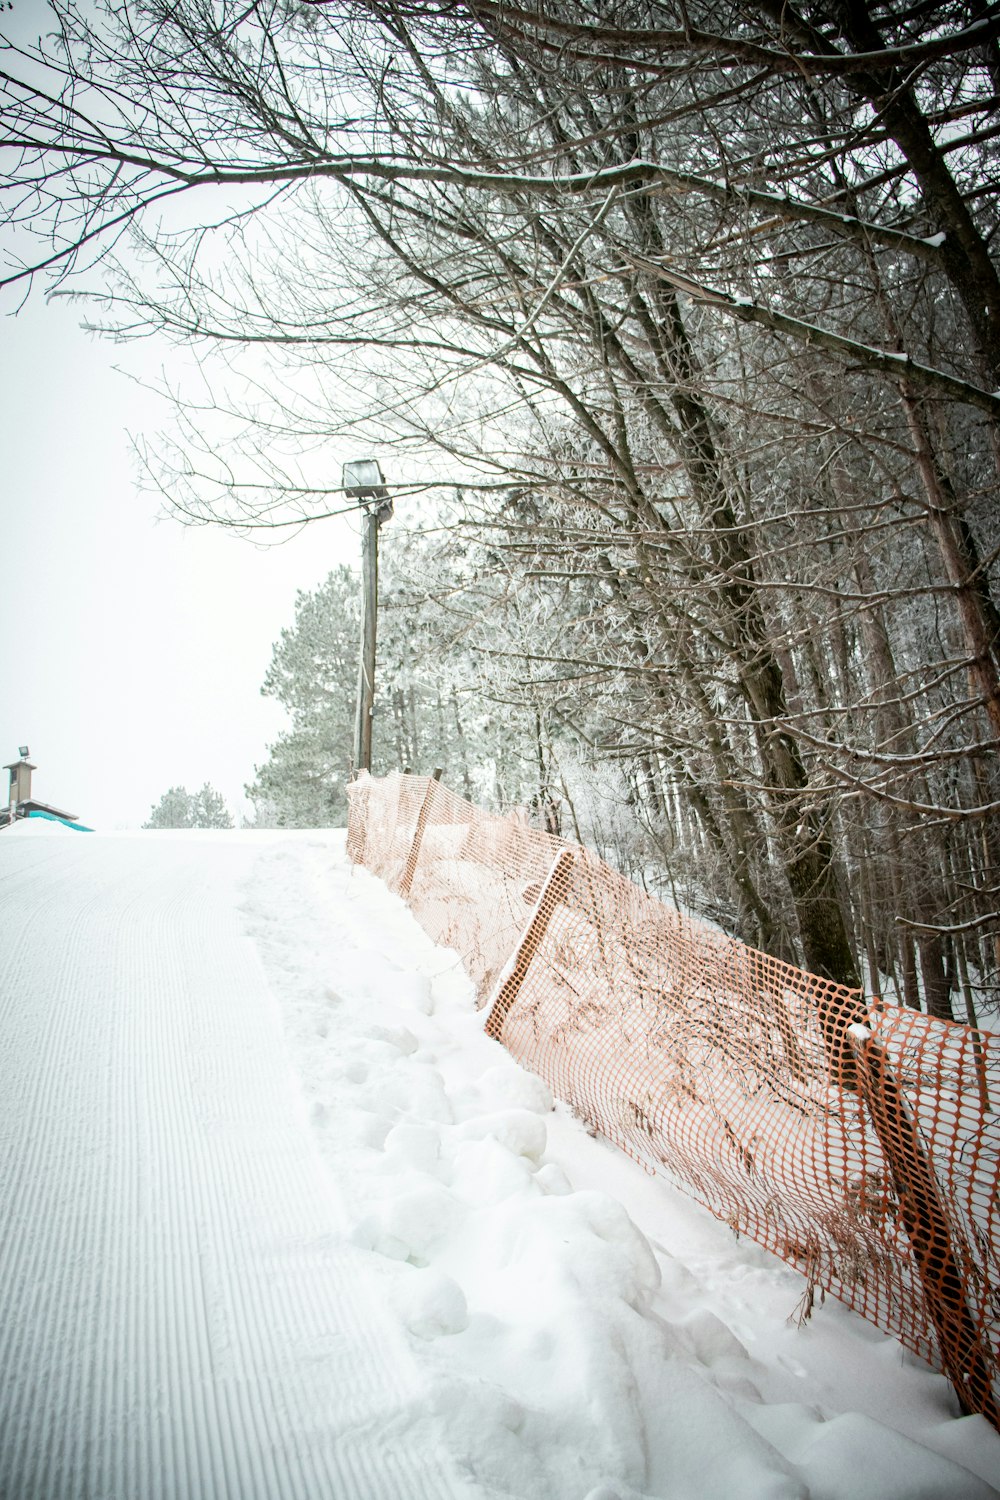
344;459;393;775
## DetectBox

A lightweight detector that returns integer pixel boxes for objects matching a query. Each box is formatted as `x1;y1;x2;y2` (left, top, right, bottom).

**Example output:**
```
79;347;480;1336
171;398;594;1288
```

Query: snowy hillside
1;824;997;1499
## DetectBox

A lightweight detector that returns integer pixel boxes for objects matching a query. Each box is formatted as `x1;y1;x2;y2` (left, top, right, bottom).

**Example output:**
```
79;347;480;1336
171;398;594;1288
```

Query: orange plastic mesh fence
347;772;999;1424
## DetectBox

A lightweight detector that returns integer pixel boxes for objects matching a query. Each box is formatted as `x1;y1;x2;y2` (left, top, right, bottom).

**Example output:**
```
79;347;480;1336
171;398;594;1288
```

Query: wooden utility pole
344;461;393;775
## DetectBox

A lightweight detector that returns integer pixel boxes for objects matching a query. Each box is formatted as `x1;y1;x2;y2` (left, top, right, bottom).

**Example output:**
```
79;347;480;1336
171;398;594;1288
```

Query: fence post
484;849;574;1042
397;768;443;900
346;772;370;868
848;1025;999;1427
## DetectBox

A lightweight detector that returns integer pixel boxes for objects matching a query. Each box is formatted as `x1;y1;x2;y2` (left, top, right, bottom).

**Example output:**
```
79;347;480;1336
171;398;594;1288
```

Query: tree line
4;0;998;1016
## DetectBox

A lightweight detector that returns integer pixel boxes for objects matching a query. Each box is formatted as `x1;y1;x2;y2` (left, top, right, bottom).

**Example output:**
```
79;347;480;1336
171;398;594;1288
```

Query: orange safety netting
347;771;1000;1425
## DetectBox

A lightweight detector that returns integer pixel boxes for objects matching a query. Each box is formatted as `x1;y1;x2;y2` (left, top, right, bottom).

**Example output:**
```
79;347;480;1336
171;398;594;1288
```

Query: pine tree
245;565;360;827
191;783;234;829
143;783;234;829
246;540;546;827
143;786;195;829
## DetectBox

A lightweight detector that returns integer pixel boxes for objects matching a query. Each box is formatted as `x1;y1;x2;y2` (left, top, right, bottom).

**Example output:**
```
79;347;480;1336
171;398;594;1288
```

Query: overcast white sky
1;296;364;828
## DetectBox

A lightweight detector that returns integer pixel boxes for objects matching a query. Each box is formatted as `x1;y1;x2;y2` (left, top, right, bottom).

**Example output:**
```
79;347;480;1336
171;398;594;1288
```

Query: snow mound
3;817;78;835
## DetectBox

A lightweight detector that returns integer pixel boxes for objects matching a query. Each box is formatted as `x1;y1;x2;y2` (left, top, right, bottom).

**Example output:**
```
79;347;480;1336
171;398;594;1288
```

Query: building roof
1;797;80;827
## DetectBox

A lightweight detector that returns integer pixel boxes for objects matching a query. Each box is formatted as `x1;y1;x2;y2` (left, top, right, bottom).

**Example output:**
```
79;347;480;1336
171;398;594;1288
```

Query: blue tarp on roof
26;810;93;832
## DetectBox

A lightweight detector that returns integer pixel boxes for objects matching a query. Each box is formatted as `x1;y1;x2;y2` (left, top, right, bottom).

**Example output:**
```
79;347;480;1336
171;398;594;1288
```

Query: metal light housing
343;460;388;499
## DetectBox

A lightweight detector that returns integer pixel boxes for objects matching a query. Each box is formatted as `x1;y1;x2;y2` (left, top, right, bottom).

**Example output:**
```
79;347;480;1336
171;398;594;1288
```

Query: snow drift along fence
347;771;1000;1426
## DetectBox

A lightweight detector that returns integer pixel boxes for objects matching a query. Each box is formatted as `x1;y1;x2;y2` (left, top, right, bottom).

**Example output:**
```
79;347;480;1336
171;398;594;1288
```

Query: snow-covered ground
1;825;997;1500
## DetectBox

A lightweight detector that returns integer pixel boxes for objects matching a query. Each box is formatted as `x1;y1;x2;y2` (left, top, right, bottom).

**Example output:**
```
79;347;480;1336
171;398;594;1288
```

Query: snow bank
3;816;78;835
241;834;1000;1500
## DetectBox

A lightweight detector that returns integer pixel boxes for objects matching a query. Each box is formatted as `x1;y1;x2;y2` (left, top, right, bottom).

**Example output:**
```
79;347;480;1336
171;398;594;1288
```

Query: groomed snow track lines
0;832;468;1500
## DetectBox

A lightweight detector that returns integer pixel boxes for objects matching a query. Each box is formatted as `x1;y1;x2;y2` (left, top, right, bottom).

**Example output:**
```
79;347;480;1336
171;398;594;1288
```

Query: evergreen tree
191;783;235;829
143;786;195;829
143;783;234;829
245;565;360;826
246;538;546;827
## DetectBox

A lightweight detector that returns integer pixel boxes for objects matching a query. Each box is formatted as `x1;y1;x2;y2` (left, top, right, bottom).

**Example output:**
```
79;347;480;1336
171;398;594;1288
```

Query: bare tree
4;0;997;1003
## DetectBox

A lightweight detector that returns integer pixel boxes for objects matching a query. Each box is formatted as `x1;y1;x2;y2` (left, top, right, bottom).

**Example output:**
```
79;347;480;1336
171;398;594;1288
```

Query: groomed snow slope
0;826;997;1500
